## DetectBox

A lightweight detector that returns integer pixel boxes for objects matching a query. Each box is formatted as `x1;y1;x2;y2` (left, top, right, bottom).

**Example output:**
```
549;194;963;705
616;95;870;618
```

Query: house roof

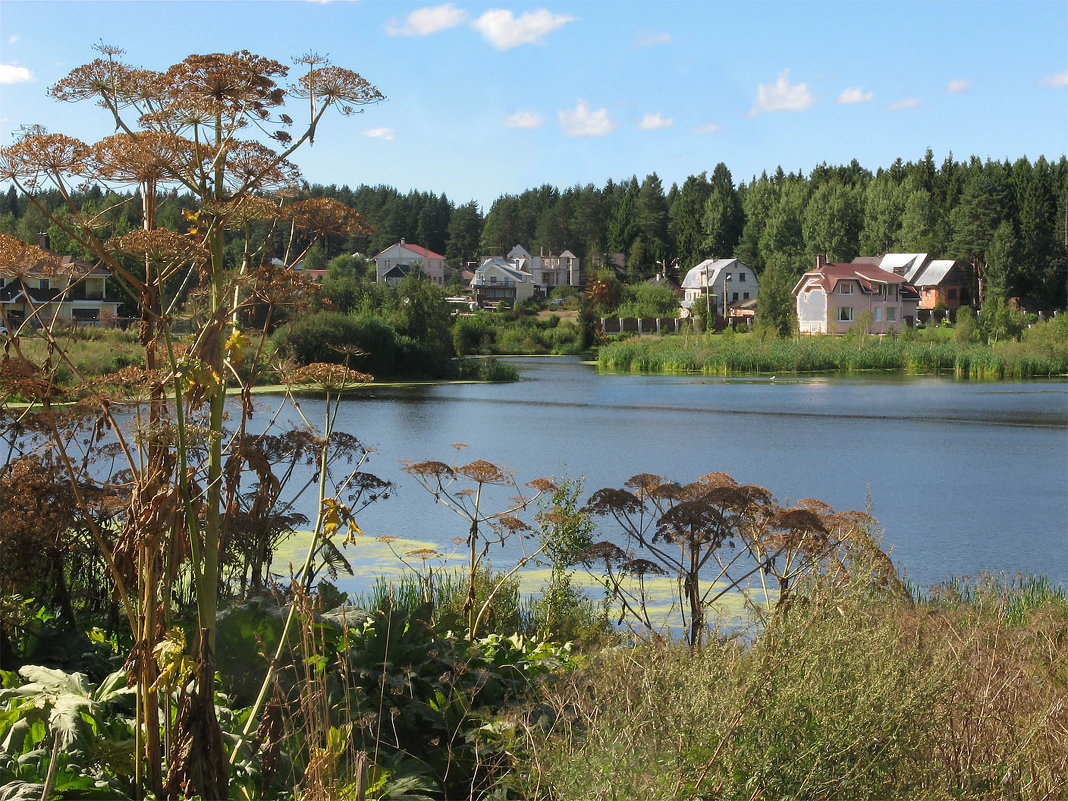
472;257;532;284
373;241;445;260
910;259;958;287
680;258;746;289
793;262;917;296
877;253;929;277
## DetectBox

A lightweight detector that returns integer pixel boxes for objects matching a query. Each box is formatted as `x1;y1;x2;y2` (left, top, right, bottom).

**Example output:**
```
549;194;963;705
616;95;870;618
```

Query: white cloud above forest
945;79;973;93
838;87;873;104
637;112;673;130
0;64;33;84
750;69;815;115
558;100;616;137
1040;69;1068;87
887;97;921;110
365;127;396;140
692;123;722;134
472;9;575;50
386;4;468;36
506;111;545;129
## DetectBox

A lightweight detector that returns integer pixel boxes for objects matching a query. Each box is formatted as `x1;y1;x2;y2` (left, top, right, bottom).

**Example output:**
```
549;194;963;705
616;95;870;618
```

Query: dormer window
838;282;854;295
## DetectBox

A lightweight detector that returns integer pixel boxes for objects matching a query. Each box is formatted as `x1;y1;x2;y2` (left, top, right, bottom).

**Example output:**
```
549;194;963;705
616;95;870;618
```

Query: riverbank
598;320;1068;379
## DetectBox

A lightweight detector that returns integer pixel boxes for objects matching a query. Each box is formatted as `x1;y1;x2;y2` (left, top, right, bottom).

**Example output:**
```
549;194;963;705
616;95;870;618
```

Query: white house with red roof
373;240;446;285
794;257;919;335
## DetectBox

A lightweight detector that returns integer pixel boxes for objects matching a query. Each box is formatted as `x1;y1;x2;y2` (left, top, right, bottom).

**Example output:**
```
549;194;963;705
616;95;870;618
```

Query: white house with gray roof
680;258;758;317
469;257;534;308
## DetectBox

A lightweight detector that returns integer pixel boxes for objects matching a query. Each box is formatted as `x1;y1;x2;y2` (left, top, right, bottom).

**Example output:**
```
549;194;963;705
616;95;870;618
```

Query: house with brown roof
0;234;123;330
794;257;919;335
373;240;446;285
853;253;965;310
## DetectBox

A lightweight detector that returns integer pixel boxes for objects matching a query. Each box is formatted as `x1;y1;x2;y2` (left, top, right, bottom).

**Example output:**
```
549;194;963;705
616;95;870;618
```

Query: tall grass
599;331;1068;378
514;572;1068;800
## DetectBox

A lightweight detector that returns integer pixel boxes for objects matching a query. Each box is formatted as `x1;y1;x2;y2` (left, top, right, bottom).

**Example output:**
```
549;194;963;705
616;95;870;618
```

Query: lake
264;357;1068;594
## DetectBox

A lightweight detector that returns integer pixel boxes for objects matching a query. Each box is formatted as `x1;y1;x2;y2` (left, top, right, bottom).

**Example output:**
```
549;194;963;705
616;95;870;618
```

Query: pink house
793;259;919;335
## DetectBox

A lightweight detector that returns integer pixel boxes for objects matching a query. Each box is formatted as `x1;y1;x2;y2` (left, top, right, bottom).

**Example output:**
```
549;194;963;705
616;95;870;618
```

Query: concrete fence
600;317;699;334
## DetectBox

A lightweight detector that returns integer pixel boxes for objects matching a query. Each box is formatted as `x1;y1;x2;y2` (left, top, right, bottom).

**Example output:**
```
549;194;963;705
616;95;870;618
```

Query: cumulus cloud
945;79;973;93
750;69;815;114
506;111;545;129
558;100;616;137
636;31;672;47
637;113;674;130
472;9;575;50
838;86;873;104
887;97;921;110
1040;70;1068;88
693;123;722;134
365;128;395;140
386;4;468;36
0;64;33;84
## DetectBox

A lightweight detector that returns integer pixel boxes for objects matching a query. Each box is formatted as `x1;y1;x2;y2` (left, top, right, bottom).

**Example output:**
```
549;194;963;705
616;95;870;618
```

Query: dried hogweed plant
0;42;384;799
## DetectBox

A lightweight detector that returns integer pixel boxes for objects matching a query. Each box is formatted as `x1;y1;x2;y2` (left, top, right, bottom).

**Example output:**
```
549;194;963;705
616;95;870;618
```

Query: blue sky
1;0;1066;209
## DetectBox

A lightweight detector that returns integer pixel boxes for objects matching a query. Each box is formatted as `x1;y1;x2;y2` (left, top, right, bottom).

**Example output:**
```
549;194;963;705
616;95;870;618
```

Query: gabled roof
472;257;532;284
373;242;445;260
558;249;577;259
680;258;747;289
793;262;916;296
910;259;958;287
877;253;928;278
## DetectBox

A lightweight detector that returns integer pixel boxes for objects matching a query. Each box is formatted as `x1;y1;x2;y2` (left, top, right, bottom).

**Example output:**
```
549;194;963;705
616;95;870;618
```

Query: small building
680;258;759;317
794;258;919;335
853;254;965;311
0;235;123;329
469;257;534;308
373;240;446;285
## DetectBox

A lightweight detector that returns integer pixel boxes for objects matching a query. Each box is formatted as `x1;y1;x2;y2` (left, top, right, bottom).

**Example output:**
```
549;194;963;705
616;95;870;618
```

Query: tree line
3;150;1065;311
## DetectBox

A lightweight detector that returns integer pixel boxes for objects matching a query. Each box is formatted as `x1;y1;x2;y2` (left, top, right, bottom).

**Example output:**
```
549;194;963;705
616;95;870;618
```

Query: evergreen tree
702;163;744;261
668;171;710;267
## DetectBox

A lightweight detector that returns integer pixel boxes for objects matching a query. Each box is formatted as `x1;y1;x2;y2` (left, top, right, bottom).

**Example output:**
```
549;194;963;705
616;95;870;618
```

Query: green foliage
613;282;680;318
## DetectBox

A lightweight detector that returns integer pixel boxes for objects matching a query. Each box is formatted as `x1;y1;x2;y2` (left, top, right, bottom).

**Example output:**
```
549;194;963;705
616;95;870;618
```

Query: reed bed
599;333;1068;379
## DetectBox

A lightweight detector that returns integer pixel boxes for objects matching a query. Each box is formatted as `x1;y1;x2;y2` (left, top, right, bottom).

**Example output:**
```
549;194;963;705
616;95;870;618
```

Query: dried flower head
287;362;373;390
456;459;509;485
293;61;385;115
282;197;371;240
107;228;209;268
0;133;92;183
160;51;288;122
0;234;63;277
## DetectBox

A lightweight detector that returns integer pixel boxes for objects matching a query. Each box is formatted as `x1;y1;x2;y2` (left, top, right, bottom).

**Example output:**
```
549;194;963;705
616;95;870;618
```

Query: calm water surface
267;357;1068;591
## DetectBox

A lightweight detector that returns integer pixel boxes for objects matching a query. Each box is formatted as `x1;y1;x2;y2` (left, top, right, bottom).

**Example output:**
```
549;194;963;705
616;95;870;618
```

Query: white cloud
558;100;616;137
636;31;672;47
887;97;921;110
365;127;395;140
8;35;20;45
693;123;722;134
945;79;973;93
1040;69;1068;88
386;4;468;36
838;87;873;104
472;9;575;50
637;112;673;130
750;69;815;114
506;111;545;129
0;64;33;84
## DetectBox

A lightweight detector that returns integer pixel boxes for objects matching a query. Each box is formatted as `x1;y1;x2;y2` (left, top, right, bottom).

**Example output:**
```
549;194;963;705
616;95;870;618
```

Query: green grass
598;328;1068;379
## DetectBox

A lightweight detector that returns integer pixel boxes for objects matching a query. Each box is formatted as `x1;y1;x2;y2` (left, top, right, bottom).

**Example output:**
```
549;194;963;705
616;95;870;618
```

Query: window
743;292;750;300
490;275;498;284
732;292;739;301
838;306;854;322
838;282;854;295
887;308;897;322
875;308;883;322
738;272;746;282
39;278;51;291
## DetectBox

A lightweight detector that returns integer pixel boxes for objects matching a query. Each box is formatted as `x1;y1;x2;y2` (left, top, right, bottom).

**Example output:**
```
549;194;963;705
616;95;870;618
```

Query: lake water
265;357;1068;593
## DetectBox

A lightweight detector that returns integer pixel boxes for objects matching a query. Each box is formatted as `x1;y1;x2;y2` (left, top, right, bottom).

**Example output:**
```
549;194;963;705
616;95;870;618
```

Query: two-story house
1;234;123;329
504;245;581;297
469;257;534;308
373;240;446;285
794;258;919;335
680;258;759;317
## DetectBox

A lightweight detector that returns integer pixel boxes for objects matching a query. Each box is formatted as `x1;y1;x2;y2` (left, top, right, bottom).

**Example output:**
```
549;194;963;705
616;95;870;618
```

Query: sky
1;0;1066;210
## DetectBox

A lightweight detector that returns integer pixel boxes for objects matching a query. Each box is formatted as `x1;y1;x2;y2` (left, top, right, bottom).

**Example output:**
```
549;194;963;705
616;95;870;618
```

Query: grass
598;325;1068;379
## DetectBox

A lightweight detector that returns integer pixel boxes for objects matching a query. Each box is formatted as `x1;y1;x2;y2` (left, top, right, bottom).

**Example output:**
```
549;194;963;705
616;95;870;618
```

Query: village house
0;234;123;330
504;245;582;297
680;258;759;318
373;240;446;285
469;257;534;308
853;253;964;311
794;257;919;335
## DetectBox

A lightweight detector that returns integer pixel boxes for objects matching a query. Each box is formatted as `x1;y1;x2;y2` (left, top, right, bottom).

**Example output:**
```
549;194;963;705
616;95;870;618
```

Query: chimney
38;232;51;251
816;253;826;270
